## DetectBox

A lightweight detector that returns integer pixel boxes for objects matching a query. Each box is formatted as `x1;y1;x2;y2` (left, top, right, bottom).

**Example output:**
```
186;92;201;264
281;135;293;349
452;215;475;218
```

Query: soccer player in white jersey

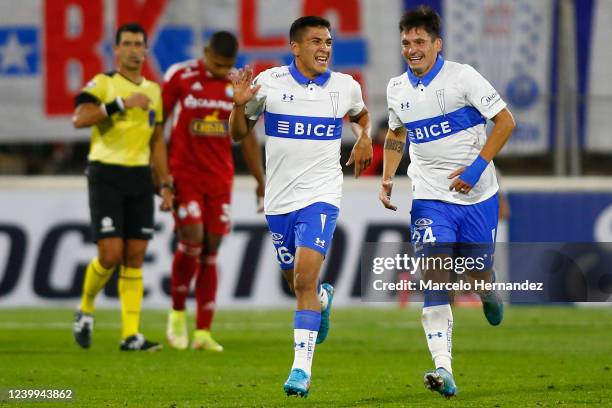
229;16;372;397
380;6;516;399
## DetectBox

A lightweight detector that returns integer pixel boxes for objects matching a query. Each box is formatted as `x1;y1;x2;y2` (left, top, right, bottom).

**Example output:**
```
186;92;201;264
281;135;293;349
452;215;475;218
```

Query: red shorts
173;178;232;235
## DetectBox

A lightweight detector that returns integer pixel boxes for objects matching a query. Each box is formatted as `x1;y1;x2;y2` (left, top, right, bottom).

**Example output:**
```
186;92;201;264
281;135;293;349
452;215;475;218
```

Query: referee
71;23;173;351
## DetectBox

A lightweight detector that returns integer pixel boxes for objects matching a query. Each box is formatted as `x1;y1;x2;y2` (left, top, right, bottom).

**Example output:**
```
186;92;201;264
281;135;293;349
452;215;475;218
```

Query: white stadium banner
586;0;612;151
443;0;554;154
0;177;414;308
0;0;402;143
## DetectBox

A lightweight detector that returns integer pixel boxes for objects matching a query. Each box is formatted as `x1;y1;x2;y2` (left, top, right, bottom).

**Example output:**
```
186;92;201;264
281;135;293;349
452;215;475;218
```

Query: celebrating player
72;23;174;351
380;6;515;399
162;31;265;352
229;16;372;397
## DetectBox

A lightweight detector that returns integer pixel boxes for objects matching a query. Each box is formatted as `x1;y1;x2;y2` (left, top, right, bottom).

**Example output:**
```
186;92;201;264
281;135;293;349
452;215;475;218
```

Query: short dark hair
208;31;239;58
289;16;331;42
115;23;147;45
399;5;441;38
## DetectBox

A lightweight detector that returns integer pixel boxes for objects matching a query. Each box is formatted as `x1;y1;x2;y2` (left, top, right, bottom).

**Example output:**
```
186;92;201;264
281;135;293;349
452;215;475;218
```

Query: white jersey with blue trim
387;55;506;205
246;62;365;215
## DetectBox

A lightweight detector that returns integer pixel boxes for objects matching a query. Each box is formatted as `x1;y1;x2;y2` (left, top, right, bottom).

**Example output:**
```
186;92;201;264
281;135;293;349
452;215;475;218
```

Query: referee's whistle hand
379;180;397;211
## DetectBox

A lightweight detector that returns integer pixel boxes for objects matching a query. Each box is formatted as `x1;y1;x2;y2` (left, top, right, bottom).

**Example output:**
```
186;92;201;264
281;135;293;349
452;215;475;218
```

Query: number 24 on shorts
412;226;436;243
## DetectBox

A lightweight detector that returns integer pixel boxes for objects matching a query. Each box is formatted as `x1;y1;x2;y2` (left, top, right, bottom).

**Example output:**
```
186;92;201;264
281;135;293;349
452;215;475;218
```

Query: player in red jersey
162;31;264;351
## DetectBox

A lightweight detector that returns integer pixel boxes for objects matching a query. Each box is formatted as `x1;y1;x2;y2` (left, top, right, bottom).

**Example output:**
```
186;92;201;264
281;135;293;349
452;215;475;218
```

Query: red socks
170;241;202;311
195;253;218;330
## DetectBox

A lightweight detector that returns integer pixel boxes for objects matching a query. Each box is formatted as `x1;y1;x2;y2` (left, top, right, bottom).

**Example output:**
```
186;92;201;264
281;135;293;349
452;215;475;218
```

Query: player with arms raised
229;16;372;397
380;6;515;399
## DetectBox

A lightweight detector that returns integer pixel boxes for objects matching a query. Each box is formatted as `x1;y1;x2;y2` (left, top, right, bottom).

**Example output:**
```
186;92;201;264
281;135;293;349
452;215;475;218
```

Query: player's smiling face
291;26;332;79
114;32;147;72
401;27;442;77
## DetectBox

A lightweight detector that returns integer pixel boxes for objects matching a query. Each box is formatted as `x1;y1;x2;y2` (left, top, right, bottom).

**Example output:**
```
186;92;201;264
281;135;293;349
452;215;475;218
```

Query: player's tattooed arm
380;127;406;211
384;139;405;154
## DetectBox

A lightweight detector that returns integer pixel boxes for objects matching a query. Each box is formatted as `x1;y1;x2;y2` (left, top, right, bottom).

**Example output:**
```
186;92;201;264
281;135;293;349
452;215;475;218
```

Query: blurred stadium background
0;0;611;405
0;0;610;308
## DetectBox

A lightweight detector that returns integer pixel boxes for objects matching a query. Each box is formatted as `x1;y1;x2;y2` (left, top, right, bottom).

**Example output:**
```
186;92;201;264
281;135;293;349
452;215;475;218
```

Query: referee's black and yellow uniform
75;71;163;341
76;71;163;242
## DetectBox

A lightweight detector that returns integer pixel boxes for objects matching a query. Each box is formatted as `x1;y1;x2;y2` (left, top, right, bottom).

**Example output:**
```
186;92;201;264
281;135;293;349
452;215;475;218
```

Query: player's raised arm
379;126;407;211
346;108;373;178
448;107;515;194
229;66;261;142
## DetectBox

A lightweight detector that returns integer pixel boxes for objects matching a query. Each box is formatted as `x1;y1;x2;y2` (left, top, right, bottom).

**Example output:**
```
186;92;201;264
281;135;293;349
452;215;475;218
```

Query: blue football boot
424;367;457;399
481;290;504;326
283;368;311;398
316;283;334;344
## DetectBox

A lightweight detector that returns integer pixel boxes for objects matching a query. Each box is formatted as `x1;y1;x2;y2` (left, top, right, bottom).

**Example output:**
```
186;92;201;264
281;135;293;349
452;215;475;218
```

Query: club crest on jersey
225;84;234;98
436;89;446;115
282;93;294;102
329;92;339;118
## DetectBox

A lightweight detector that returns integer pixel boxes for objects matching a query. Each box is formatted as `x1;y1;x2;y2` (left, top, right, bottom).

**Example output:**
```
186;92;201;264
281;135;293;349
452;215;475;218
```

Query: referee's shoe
120;333;162;352
73;310;93;349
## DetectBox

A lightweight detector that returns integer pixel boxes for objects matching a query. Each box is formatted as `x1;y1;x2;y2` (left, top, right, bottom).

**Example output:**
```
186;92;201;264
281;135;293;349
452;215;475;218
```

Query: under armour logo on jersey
282;93;294;102
191;81;203;91
294;341;306;349
400;101;410;110
314;238;325;248
427;331;443;339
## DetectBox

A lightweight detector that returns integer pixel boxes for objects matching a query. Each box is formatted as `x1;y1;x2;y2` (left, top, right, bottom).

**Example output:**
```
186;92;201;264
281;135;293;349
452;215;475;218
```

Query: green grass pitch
1;307;611;407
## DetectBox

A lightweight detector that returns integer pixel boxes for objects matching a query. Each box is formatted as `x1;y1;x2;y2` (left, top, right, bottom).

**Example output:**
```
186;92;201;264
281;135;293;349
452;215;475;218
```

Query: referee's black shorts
87;161;155;242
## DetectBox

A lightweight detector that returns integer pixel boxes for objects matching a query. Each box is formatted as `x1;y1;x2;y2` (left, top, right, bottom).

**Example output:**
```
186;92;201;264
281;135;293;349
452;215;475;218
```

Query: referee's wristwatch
159;181;175;194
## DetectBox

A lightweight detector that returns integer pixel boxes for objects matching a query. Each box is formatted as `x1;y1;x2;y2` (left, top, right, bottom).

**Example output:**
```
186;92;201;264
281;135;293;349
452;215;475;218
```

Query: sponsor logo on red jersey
189;110;228;137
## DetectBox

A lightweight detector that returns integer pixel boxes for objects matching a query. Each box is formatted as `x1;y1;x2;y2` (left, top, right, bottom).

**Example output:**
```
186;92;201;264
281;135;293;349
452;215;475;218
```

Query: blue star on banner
0;27;38;75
